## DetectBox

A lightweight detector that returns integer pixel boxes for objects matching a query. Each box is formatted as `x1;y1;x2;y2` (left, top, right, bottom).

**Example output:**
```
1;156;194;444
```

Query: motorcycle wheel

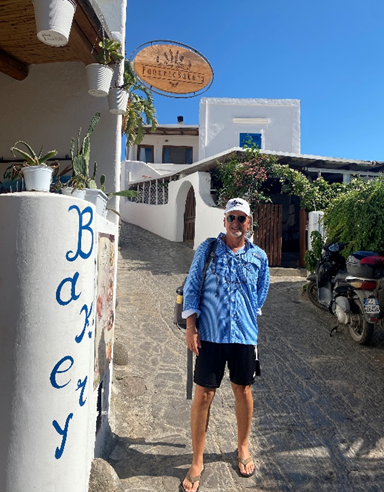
306;281;328;311
348;296;374;345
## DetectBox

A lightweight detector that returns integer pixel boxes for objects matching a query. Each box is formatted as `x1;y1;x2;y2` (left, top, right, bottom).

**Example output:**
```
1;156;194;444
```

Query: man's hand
186;325;201;355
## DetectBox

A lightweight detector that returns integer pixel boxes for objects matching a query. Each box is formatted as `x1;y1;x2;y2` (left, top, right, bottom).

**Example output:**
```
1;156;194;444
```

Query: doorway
183;187;196;245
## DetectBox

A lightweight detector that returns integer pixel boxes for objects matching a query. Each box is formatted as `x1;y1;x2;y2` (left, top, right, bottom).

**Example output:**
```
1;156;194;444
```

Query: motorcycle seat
334;270;349;282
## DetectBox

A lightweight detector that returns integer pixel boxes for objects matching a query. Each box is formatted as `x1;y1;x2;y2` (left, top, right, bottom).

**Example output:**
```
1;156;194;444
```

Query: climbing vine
215;144;384;262
216;144;347;212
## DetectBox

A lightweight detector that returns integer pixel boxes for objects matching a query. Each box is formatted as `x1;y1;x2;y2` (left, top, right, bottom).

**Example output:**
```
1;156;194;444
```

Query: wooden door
183;187;196;244
253;204;283;267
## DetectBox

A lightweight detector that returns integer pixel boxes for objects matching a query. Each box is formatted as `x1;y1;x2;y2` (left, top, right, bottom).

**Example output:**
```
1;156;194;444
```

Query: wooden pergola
0;0;111;81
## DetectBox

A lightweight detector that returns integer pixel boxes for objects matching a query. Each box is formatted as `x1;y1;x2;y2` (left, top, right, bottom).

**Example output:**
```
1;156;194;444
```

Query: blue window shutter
163;147;170;163
240;133;262;149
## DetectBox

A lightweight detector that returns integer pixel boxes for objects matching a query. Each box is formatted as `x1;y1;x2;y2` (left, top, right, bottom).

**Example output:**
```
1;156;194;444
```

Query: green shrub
324;176;384;256
304;231;323;273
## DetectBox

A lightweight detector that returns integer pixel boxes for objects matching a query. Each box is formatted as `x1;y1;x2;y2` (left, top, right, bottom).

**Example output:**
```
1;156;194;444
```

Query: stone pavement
104;222;384;492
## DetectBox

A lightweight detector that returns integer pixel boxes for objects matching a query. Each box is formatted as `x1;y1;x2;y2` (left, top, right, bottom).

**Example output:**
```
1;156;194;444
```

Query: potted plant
10;141;58;192
58;112;100;198
86;39;124;97
33;0;76;47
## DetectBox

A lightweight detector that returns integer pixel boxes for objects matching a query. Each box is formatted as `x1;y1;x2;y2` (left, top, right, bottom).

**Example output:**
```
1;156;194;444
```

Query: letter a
56;272;81;306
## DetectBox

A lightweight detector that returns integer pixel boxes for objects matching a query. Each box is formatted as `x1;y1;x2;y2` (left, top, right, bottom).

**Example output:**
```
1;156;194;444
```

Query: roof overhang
0;0;111;81
129;148;384;185
143;125;199;137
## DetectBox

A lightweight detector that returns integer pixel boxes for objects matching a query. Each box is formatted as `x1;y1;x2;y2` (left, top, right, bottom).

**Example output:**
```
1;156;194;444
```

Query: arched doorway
183;187;196;245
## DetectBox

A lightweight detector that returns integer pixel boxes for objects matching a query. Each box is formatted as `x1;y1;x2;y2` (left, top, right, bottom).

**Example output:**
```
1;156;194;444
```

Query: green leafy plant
304;231;323;273
217;143;276;210
122;60;157;146
323;175;384;256
69;112;101;189
215;142;350;213
96;39;124;65
10;141;58;166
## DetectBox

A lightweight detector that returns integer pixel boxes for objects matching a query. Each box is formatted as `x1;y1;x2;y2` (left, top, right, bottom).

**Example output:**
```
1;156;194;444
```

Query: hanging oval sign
131;41;214;98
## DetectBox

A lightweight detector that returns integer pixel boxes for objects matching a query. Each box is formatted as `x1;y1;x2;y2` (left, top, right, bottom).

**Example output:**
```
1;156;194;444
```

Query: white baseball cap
224;198;250;217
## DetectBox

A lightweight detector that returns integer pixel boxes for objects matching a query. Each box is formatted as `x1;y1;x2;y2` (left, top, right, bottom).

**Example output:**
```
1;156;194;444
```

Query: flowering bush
217;144;276;209
216;143;347;212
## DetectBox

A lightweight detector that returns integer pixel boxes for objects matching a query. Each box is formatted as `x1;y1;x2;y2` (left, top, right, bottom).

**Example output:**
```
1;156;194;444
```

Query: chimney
177;115;184;124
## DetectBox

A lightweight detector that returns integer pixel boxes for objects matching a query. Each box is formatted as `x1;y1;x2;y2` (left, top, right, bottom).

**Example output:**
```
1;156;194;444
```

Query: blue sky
125;0;384;162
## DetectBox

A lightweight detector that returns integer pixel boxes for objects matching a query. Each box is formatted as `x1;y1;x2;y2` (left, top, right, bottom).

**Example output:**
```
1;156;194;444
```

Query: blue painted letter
66;205;94;262
52;413;74;459
76;376;88;407
56;272;81;306
50;356;74;389
76;302;93;343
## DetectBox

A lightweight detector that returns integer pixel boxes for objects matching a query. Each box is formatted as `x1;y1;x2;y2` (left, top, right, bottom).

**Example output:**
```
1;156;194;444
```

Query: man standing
180;198;270;492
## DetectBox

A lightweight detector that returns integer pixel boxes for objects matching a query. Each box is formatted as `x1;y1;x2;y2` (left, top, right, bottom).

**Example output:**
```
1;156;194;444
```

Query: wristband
187;324;196;330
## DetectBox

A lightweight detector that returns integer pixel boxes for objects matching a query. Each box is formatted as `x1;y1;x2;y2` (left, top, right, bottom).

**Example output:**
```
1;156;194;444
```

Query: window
162;146;193;164
239;133;262;149
137;145;154;163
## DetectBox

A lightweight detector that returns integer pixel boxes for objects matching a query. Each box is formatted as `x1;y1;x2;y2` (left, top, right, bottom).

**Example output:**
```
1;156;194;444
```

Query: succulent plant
96;39;124;65
10;141;58;166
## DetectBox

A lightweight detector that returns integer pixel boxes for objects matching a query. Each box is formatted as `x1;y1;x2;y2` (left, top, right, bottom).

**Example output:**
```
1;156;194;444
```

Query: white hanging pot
108;88;129;115
61;188;86;200
34;0;76;47
22;166;53;192
86;64;114;97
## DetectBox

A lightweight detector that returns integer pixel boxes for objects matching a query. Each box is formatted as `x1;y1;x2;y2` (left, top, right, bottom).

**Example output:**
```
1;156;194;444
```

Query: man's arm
185;313;201;355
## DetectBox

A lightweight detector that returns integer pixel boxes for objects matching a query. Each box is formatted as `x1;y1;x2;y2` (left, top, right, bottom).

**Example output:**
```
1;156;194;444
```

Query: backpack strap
197;238;218;299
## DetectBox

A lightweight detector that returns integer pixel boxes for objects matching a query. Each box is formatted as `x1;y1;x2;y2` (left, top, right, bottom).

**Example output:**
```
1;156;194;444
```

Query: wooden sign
132;43;213;96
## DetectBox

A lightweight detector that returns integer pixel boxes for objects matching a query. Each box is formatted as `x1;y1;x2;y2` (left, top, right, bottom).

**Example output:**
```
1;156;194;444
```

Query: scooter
307;242;384;345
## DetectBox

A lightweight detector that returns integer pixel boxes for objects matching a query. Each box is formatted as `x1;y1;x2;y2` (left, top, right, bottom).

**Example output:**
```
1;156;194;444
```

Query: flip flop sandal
238;456;255;478
179;466;205;492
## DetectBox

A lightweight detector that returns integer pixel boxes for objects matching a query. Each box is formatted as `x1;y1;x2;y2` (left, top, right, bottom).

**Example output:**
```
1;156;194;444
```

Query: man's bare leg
231;382;255;476
181;384;216;491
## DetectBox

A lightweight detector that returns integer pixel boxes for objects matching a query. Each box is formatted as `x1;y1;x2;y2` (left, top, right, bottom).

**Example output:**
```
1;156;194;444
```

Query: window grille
132;180;169;204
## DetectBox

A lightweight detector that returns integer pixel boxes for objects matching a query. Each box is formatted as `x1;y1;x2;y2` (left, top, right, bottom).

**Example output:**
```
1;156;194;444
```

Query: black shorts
194;340;259;388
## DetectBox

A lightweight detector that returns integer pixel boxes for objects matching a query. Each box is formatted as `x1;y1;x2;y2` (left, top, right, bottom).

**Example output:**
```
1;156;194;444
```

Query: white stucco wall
0;193;118;492
199;97;301;160
0;62;122;196
127;133;199;164
119;171;228;249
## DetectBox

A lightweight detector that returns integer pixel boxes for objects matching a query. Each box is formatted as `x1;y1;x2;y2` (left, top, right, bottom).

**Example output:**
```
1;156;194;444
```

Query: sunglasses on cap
226;214;247;224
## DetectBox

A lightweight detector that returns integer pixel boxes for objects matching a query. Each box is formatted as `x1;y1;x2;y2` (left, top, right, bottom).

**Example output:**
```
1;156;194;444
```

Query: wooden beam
70;21;98;65
0;49;29;80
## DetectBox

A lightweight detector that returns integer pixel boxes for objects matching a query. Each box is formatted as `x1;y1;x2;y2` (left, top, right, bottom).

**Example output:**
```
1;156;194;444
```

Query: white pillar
308;211;325;248
0;193;97;492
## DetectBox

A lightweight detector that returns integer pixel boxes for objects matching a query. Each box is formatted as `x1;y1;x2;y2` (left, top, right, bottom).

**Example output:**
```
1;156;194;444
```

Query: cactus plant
70;112;100;188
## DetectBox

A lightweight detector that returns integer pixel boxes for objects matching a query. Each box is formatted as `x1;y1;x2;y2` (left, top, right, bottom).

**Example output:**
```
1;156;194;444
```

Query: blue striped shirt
182;233;270;345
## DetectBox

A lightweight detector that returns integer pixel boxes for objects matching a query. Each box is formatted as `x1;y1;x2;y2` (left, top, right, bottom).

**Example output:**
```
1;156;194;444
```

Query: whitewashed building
121;97;384;267
125;97;301;182
0;1;126;491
